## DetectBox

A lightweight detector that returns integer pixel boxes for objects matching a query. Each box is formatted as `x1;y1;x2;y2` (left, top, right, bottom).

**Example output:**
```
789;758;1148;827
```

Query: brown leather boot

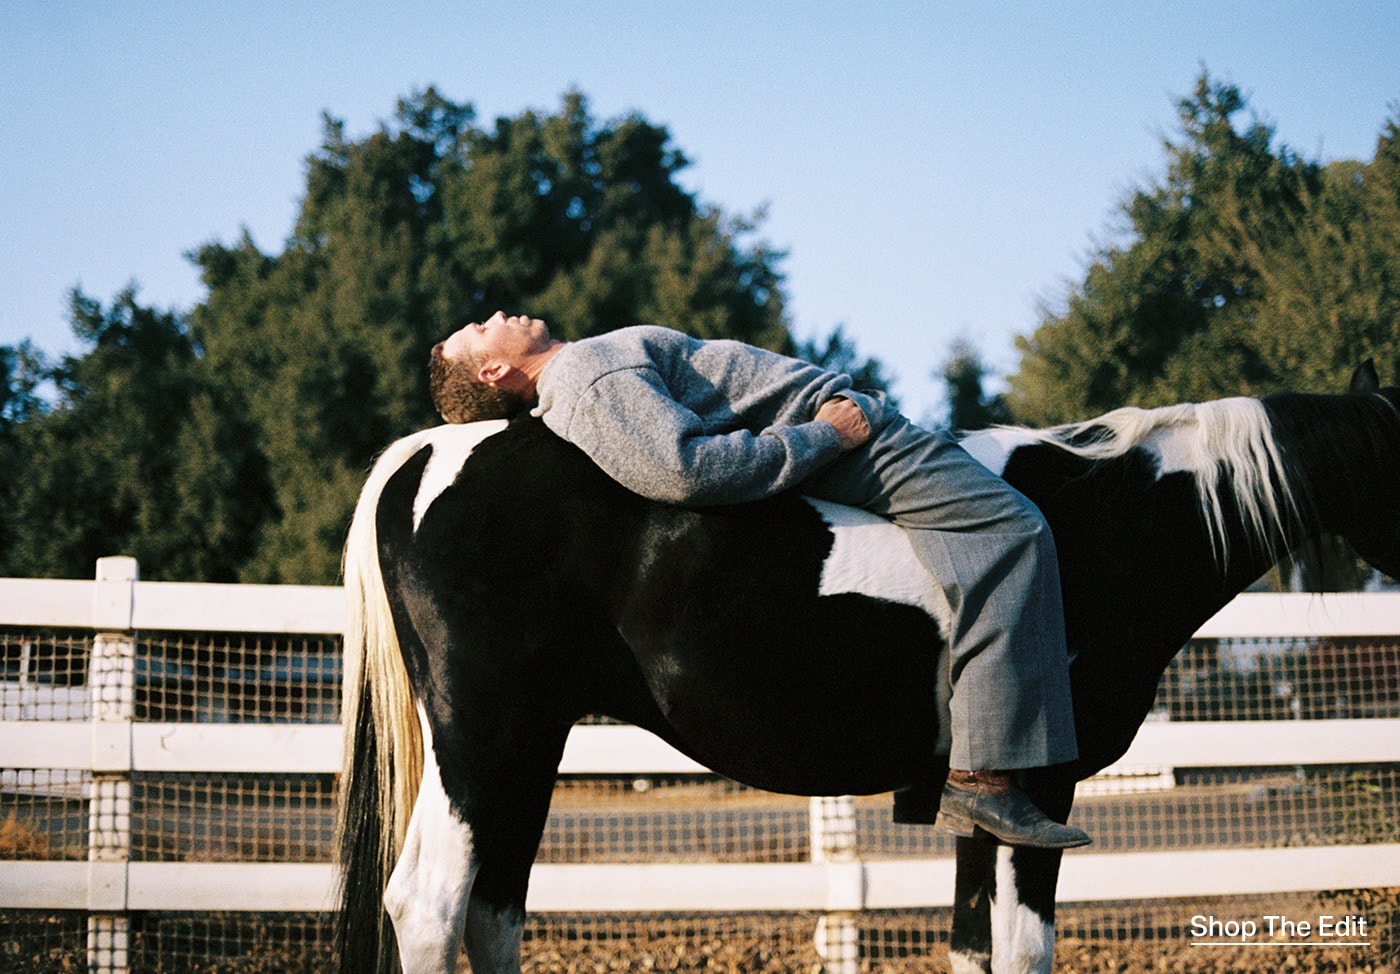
935;769;1091;848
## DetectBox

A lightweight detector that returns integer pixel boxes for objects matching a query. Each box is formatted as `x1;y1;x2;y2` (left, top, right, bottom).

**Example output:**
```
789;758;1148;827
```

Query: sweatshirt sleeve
553;365;845;505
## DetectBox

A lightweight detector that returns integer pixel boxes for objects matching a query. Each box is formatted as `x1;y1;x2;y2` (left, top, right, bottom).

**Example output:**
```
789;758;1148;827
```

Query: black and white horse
336;363;1400;974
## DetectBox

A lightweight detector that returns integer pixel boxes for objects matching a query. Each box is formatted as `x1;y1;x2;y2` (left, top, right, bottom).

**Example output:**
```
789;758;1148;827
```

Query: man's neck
518;341;566;391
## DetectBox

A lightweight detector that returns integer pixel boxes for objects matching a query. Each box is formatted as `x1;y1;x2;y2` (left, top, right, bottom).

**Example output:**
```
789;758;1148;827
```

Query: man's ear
477;360;511;385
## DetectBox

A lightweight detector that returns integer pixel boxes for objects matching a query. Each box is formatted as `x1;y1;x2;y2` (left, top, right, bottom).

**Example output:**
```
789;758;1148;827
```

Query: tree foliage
4;89;884;582
2;290;270;580
939;338;1012;432
14;75;1395;587
1007;72;1400;590
1010;72;1400;426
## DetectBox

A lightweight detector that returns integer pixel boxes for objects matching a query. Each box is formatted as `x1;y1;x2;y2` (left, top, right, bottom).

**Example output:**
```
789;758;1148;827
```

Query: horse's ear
1350;359;1381;394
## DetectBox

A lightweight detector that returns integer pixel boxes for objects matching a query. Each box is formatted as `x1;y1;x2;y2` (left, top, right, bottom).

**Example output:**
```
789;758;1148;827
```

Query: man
429;311;1089;849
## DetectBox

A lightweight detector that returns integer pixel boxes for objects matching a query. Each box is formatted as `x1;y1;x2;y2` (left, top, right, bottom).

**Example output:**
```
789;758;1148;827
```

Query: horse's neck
1260;392;1372;543
1040;439;1281;657
1224;390;1399;590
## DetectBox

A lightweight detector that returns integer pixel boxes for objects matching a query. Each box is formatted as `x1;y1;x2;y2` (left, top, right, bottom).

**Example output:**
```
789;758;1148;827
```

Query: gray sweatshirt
532;326;877;505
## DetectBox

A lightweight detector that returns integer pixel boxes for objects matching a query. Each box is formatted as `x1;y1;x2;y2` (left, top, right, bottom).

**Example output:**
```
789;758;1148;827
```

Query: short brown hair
428;344;529;423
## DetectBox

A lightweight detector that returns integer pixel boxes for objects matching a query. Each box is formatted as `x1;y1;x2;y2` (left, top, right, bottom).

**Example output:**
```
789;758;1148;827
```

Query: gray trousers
801;406;1078;771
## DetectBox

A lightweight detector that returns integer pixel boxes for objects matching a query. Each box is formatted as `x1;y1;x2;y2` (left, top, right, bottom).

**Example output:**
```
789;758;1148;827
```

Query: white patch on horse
990;844;1055;974
804;497;953;639
383;703;478;973
989;398;1289;566
957;427;1039;476
412;420;510;533
949;948;993;974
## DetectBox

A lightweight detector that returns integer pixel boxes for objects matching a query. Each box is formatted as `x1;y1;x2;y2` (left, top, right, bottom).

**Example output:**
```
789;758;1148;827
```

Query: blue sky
3;2;1396;422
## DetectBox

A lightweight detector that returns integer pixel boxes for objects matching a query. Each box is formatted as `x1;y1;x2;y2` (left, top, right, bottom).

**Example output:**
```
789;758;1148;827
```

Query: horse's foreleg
383;706;477;973
989;846;1059;974
983;769;1073;974
949;837;1061;974
949;834;996;973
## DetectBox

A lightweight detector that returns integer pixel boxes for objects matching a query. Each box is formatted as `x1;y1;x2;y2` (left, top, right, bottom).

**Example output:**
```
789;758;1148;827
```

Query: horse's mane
1004;398;1298;566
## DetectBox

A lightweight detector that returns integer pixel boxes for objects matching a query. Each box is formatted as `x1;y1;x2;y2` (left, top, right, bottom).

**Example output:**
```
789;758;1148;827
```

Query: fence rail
3;558;1399;971
6;717;1400;790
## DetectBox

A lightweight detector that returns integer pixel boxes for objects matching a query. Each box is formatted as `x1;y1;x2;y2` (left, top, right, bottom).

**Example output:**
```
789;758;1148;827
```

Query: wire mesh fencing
3;608;1400;971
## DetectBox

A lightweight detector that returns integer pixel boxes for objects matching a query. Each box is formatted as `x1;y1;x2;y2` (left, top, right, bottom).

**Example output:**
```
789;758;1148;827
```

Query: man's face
439;311;552;373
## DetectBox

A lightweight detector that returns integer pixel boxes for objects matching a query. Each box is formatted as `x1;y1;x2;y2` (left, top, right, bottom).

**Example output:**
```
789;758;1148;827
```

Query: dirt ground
515;939;1397;973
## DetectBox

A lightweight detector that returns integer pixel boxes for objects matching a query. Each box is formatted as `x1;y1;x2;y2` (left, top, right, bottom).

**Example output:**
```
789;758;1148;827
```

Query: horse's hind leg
383;707;477;973
463;900;524;974
460;729;569;974
381;714;563;974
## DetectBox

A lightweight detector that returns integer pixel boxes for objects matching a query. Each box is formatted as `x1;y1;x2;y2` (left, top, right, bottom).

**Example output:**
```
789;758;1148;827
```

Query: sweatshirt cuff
791;418;845;461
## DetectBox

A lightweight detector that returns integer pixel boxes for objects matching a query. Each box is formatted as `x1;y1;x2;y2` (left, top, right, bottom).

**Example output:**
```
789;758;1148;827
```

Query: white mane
1000;398;1298;565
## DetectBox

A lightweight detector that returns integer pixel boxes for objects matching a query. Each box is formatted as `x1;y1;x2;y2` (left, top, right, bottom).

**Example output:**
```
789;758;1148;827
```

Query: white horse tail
335;430;434;974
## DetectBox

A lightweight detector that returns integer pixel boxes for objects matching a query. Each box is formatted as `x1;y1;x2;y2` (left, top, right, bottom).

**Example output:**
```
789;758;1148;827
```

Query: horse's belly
665;641;948;796
622;498;952;796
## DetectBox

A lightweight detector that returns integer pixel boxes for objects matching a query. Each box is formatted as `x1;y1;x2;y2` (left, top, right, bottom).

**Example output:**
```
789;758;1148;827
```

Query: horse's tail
335;432;431;974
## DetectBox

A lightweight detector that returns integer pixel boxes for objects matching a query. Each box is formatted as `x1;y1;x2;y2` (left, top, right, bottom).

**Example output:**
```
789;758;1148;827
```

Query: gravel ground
517;890;1400;973
517;938;1397;973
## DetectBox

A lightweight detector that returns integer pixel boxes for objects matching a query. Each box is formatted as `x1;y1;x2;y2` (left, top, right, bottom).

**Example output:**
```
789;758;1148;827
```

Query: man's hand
815;396;871;451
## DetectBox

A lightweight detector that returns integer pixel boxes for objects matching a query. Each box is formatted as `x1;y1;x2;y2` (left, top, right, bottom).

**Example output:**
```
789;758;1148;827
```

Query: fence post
87;556;137;974
810;795;860;974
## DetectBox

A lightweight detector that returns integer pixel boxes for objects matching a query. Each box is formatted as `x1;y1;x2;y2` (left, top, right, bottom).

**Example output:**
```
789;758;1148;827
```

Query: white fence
3;557;1400;971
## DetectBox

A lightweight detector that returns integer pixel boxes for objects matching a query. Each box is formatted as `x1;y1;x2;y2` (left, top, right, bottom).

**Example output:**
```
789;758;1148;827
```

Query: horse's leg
983;771;1075;973
988;846;1060;974
382;701;565;974
949;834;997;973
463;901;524;974
459;727;570;974
383;706;477;973
949;837;1062;974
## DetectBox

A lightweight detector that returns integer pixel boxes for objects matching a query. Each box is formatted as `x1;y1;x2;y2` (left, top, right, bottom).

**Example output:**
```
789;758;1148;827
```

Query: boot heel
934;810;977;837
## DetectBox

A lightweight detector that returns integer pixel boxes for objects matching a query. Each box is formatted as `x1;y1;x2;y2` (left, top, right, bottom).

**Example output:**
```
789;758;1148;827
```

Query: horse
334;362;1400;974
